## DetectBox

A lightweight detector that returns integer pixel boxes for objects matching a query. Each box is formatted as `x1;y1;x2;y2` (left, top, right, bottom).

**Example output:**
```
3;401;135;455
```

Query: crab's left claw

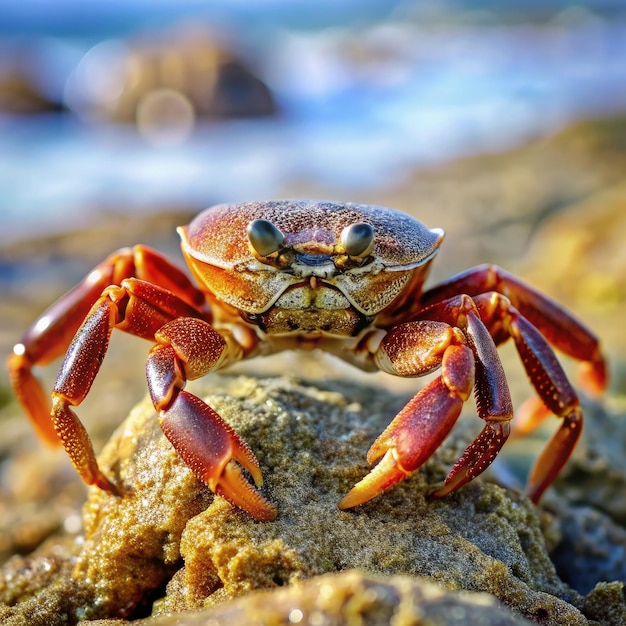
146;322;277;521
339;344;474;510
159;390;277;521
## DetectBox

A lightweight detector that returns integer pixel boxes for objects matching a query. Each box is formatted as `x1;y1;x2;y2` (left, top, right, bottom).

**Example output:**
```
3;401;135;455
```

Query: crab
8;200;607;521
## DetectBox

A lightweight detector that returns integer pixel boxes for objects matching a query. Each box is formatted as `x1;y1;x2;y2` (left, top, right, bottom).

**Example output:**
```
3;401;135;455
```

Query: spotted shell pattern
179;200;443;316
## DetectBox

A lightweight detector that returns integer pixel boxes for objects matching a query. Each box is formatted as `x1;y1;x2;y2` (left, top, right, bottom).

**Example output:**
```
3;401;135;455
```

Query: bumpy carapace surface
9;200;607;521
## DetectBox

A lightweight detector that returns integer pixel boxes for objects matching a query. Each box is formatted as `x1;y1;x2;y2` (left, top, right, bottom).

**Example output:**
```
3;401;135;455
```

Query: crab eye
247;219;285;257
340;222;374;258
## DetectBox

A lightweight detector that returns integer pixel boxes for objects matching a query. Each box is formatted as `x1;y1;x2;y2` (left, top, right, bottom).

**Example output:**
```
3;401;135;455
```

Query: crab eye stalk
340;222;375;258
247;219;285;257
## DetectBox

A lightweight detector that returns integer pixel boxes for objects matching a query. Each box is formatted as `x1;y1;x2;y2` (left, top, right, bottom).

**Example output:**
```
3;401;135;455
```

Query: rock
581;581;626;626
375;116;626;281
549;505;626;596
65;26;278;129
1;374;621;624
0;73;63;115
137;570;536;626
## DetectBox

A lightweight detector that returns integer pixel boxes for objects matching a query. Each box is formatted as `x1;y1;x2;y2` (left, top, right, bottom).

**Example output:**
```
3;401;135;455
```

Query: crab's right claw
159;390;277;522
338;447;410;510
339;369;468;510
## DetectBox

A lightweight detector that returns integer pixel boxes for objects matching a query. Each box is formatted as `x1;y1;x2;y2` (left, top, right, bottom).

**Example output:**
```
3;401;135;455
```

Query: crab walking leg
425;296;514;498
473;292;584;502
49;278;210;493
8;245;208;446
419;264;607;396
339;297;514;508
147;318;277;522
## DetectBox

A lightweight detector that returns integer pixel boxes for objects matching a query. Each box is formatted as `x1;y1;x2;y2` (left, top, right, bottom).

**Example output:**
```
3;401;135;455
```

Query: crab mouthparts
292;254;336;279
296;252;332;266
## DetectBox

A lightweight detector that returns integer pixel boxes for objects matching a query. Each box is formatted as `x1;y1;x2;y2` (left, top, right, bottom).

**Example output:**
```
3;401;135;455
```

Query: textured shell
181;200;442;269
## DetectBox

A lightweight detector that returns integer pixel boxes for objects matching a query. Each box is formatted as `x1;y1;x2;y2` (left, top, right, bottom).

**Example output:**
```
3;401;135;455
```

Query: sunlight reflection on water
1;5;626;241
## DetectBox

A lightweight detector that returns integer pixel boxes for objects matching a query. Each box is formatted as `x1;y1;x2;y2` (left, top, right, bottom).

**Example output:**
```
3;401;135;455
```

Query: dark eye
340;222;374;258
247;219;285;257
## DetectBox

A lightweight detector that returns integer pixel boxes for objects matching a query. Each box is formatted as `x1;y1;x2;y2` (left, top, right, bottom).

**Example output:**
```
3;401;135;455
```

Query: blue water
1;1;626;242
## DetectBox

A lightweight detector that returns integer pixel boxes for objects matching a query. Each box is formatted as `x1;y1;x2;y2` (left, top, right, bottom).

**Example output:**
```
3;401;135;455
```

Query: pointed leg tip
227;492;278;522
579;357;608;397
337;489;368;511
93;473;122;496
431;467;470;499
525;473;550;504
525;486;543;505
430;485;449;499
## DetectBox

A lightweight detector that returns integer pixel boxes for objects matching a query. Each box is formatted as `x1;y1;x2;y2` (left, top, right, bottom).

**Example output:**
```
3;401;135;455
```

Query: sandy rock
550;505;626;596
139;570;535;626
580;581;626;626
1;374;615;624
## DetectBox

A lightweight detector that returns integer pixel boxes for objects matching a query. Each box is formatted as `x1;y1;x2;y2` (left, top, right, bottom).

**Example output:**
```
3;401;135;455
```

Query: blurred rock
65;27;278;137
372;117;626;283
520;183;626;372
139;570;535;626
1;375;623;624
550;505;626;595
0;73;63;115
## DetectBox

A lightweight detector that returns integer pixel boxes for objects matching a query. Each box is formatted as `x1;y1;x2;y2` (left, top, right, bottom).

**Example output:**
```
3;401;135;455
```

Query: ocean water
1;0;626;242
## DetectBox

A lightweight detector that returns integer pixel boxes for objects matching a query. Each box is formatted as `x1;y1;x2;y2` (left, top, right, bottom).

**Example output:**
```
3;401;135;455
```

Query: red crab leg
48;275;274;520
419;264;607;396
339;295;513;509
422;295;514;498
8;245;208;446
147;318;277;521
49;278;209;492
473;292;584;502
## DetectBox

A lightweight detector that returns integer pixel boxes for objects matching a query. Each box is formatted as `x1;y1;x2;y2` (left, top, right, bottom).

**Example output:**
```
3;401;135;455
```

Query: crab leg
338;340;474;510
424;295;514;498
147;318;277;521
8;245;208;446
419;264;607;396
48;278;208;492
46;274;274;520
473;292;584;502
339;295;513;509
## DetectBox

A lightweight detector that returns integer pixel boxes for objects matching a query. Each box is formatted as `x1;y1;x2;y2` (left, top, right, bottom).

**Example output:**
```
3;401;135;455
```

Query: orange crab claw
338;448;409;510
159;390;277;522
214;460;277;522
339;344;474;510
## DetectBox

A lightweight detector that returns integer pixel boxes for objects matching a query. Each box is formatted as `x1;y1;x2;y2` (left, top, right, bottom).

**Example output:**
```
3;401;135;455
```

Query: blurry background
1;0;626;562
1;1;625;240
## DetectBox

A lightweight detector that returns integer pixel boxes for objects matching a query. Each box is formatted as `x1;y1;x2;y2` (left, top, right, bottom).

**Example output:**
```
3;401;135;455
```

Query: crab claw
338;447;411;510
339;345;474;509
159;390;277;521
